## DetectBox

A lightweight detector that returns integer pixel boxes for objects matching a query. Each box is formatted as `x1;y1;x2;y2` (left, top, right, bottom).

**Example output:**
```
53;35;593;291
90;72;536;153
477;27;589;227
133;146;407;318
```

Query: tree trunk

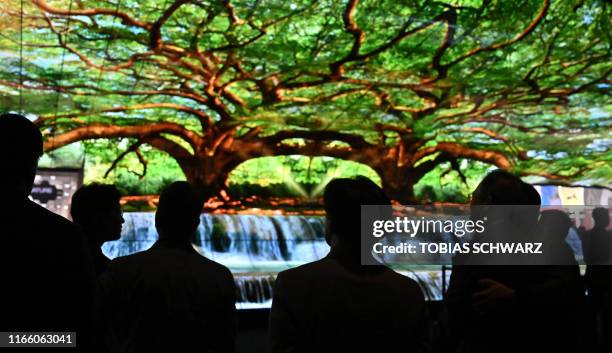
178;155;240;201
376;165;419;204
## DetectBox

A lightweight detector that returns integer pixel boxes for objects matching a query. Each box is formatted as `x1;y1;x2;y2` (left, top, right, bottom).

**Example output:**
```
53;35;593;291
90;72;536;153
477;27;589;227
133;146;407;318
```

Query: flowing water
102;212;446;308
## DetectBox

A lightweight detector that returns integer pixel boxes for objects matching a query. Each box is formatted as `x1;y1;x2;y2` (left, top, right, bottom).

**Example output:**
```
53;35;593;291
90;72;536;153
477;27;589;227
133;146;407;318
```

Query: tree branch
444;0;549;68
149;0;191;50
429;8;457;81
414;142;513;169
36;103;212;130
263;129;371;149
31;0;151;29
104;140;144;178
43;122;202;152
329;0;365;78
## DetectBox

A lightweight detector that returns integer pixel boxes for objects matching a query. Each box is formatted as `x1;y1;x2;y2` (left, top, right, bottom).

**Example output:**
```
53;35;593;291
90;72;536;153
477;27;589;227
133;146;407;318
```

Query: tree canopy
0;0;610;202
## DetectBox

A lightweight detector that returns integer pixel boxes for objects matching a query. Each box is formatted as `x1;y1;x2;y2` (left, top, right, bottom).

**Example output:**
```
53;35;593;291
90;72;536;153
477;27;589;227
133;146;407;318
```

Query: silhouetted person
446;170;582;353
99;181;236;353
268;177;428;353
71;184;124;277
539;210;579;266
583;207;612;352
0;113;95;350
583;208;612;266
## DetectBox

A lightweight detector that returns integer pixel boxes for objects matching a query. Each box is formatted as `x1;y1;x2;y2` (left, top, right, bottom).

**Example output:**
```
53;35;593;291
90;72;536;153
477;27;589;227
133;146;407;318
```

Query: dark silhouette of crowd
1;112;611;353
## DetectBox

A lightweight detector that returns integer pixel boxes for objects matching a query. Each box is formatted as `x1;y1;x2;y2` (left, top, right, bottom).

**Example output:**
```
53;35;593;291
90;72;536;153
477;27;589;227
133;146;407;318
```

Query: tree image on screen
0;0;609;203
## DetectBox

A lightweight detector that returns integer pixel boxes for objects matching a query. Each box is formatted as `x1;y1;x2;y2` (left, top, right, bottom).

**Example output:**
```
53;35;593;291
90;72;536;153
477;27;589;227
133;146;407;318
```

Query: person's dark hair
0;113;43;161
323;176;390;246
155;181;204;238
592;207;610;228
71;184;122;224
471;170;541;234
540;210;572;241
0;113;45;200
523;182;542;206
471;170;537;205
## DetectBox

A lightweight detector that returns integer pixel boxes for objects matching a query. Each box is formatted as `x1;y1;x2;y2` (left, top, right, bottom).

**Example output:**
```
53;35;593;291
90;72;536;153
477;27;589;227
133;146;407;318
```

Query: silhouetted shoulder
0;200;94;339
178;250;235;284
9;200;87;254
110;246;228;269
107;246;234;287
270;257;427;353
99;245;236;353
274;257;335;282
30;200;78;233
106;249;148;268
193;252;233;273
277;257;424;300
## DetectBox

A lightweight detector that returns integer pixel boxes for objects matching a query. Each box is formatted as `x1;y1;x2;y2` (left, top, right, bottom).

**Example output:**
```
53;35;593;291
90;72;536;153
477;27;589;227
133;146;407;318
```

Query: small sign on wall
31;168;83;220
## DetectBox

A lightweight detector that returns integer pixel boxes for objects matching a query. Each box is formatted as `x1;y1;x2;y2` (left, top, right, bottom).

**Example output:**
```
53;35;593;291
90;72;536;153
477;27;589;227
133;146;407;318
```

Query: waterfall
102;212;331;309
234;274;275;306
102;213;158;258
103;212;329;264
398;270;449;301
102;212;445;308
193;213;329;265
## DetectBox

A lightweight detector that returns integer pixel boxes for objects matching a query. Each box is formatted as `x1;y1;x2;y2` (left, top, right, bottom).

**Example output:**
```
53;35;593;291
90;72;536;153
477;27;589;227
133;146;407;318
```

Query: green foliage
43;142;384;198
228;155;381;198
39;142;84;169
82;139;184;195
0;0;609;197
414;160;491;203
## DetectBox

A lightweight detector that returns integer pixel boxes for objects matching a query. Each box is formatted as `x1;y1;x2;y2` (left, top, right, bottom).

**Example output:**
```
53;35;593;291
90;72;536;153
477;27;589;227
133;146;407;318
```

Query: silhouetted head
471;170;541;232
0;113;43;202
592;207;610;229
71;184;124;244
540;210;572;242
155;181;204;241
323;176;390;250
523;182;542;207
472;170;539;206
